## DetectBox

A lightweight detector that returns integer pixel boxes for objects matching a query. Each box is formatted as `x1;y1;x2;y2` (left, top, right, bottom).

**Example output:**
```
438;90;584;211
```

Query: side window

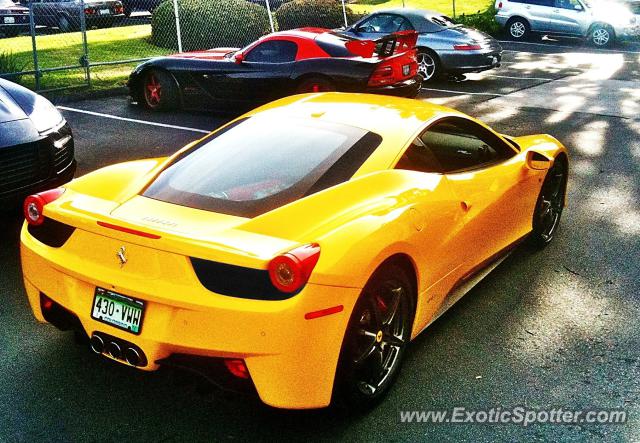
395;138;442;173
397;118;516;174
532;0;555;6
555;0;582;9
244;40;298;63
359;14;403;33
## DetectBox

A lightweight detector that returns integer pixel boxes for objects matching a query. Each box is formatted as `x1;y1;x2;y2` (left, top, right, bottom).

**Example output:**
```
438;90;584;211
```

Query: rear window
315;32;356;57
143;117;382;217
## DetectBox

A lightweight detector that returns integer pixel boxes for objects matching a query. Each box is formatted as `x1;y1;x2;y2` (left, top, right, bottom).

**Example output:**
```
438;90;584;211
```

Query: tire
334;264;414;410
140;69;179;111
296;76;335;93
4;28;20;37
506;17;530;41
416;49;440;83
529;157;568;248
589;24;614;48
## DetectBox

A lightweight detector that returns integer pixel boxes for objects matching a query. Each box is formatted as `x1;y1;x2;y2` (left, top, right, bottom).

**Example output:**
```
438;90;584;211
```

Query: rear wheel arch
332;253;418;409
415;47;440;81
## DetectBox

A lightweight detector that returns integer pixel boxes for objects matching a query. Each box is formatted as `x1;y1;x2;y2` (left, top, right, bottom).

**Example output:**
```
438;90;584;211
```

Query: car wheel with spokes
335;264;414;409
507;17;530;41
530;157;568;247
589;24;614;47
141;69;178;111
416;49;439;83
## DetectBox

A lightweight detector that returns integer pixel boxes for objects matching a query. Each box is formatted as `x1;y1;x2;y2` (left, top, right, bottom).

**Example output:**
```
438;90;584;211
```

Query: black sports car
0;78;75;207
128;28;421;111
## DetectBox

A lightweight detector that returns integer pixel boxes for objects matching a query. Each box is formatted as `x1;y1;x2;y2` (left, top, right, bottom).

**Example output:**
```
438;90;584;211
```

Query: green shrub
152;0;272;51
456;6;501;37
275;0;356;30
0;51;27;84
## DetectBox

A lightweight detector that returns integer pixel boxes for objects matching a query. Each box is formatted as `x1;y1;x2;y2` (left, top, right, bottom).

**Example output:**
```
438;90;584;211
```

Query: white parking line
57;106;211;134
485;74;556;81
499;41;640;55
421;88;507;96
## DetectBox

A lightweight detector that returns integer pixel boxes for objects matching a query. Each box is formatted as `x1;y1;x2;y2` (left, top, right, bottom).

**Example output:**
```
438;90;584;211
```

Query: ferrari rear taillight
268;243;321;293
453;44;482;51
23;187;65;226
498;1;503;8
84;7;96;15
114;2;123;14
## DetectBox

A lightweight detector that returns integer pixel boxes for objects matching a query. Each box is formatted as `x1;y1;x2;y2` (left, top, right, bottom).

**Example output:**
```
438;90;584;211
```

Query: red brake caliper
146;75;161;104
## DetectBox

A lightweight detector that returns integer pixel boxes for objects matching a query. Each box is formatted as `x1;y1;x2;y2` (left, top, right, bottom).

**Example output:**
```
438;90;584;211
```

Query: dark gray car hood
0;84;28;124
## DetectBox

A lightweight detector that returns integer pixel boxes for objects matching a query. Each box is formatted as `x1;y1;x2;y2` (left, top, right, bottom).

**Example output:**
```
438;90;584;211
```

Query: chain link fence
0;0;462;93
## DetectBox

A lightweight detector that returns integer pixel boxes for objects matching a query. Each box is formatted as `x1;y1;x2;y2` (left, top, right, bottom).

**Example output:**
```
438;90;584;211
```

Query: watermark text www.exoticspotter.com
399;407;627;426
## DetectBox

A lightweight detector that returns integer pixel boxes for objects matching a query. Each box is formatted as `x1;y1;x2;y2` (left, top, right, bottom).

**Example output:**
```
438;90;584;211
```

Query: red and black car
128;28;421;111
0;0;29;38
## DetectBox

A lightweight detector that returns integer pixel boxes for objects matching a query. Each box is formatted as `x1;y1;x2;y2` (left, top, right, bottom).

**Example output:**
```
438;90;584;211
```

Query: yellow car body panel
20;93;568;409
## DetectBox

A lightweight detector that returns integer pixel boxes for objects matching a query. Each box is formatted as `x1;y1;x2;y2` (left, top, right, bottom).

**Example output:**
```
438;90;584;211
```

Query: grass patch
5;24;171;91
350;0;493;17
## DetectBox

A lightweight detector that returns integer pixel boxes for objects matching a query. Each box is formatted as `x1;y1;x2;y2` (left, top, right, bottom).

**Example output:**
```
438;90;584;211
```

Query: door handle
460;201;472;212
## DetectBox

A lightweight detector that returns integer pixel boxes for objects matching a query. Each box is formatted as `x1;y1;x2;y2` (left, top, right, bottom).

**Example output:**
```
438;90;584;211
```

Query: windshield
143;117;382;217
0;0;17;7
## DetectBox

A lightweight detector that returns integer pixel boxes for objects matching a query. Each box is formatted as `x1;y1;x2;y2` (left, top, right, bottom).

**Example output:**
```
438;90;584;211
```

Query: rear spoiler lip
344;30;419;59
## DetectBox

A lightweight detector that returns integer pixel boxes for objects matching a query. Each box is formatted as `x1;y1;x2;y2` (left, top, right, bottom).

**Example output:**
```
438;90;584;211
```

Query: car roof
244;92;466;174
247;92;458;136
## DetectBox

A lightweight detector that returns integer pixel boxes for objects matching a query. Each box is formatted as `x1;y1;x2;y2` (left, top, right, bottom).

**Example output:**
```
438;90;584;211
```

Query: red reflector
224;359;249;379
305;305;344;320
41;295;54;311
453;44;482;51
97;221;161;239
498;1;503;8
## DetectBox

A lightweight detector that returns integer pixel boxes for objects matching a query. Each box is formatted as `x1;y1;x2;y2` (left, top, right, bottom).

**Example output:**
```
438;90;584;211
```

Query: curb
45;86;129;105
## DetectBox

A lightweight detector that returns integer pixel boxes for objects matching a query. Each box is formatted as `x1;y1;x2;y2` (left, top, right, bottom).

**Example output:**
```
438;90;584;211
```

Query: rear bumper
0;23;29;32
366;76;422;98
20;230;361;409
440;50;503;74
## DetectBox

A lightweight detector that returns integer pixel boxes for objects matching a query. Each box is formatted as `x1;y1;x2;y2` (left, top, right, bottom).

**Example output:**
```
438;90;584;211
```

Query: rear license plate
4;17;15;24
100;8;110;15
403;64;410;76
91;287;144;334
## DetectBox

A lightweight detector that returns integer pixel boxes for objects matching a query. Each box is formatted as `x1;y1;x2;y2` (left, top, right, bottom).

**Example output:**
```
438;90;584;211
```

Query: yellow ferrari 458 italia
20;93;568;409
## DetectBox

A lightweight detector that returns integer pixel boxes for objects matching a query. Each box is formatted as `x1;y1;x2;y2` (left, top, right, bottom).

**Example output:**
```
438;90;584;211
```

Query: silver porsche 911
341;8;503;82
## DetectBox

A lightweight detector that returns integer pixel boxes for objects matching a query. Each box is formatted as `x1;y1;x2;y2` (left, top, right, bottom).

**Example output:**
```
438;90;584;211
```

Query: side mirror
234;52;244;64
525;150;553;170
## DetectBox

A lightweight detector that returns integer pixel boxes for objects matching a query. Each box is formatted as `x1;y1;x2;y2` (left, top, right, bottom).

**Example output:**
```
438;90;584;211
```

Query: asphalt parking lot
1;39;639;441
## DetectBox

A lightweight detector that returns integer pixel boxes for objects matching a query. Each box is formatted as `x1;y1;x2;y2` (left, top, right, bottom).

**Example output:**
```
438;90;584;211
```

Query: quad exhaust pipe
89;333;147;367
